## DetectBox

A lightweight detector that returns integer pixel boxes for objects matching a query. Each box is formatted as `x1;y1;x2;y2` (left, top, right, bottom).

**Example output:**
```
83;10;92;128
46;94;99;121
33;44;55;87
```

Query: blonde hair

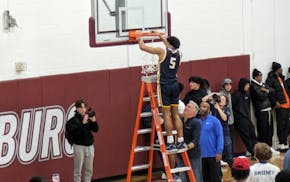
254;143;272;162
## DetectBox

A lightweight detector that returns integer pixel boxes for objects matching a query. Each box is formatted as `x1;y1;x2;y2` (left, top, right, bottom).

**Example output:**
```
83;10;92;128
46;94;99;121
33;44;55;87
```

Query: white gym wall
0;0;290;81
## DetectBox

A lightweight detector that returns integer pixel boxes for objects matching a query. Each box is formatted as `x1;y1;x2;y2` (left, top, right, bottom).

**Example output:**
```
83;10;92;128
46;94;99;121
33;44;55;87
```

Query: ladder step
137;129;178;135
170;166;191;173
137;128;152;134
141;75;157;83
143;95;158;102
134;146;152;152
152;145;187;154
140;112;153;117
132;164;150;171
140;112;163;118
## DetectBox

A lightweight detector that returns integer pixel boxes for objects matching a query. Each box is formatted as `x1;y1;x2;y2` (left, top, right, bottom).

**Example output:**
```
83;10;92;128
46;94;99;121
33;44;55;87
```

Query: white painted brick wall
0;0;290;81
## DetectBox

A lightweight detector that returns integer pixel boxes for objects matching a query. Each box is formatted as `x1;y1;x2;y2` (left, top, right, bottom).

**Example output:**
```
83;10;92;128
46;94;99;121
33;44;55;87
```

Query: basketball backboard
89;0;170;47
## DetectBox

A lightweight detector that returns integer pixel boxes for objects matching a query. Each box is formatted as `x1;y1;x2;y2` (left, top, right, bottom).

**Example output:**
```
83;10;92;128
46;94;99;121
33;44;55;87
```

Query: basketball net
141;51;159;76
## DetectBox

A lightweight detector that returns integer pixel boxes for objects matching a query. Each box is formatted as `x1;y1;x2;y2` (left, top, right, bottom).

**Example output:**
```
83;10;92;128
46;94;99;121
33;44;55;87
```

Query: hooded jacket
232;78;251;121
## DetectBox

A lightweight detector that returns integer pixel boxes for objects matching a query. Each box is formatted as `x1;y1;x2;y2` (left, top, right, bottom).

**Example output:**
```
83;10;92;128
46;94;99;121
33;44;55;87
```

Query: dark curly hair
167;36;180;49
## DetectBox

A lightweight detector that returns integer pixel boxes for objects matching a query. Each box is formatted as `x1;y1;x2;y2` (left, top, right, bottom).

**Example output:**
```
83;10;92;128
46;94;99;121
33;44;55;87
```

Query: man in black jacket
250;69;273;146
232;78;257;156
66;100;99;182
183;76;207;106
177;101;202;182
266;62;290;150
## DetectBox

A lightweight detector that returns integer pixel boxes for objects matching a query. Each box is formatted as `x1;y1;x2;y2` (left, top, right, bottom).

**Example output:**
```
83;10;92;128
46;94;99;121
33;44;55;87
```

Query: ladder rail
147;115;155;181
126;82;145;182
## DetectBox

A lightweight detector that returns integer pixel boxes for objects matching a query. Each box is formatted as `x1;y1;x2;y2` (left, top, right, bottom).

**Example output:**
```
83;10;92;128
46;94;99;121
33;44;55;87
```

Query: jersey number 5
169;58;176;69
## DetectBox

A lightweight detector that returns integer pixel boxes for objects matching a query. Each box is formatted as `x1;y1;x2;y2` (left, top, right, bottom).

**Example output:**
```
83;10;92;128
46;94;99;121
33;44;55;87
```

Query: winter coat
250;80;272;111
266;71;289;105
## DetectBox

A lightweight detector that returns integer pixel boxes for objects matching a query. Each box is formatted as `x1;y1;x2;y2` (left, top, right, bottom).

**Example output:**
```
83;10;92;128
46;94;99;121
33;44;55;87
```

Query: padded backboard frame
89;0;171;47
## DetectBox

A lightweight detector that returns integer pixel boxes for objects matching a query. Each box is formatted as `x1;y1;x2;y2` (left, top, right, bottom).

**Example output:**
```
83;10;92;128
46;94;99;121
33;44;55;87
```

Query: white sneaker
270;147;280;156
282;144;289;150
277;144;284;150
220;160;228;166
161;172;167;180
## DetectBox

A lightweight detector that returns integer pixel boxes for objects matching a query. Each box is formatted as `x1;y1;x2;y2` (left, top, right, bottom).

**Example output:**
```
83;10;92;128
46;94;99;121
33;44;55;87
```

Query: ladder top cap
141;75;158;83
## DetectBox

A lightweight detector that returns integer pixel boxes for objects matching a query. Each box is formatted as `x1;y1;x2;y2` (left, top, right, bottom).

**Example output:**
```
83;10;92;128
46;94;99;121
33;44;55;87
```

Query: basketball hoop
129;30;163;76
128;30;164;42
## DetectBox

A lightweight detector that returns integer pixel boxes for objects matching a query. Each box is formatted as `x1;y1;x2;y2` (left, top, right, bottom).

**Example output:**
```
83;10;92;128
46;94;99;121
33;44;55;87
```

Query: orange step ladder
126;75;196;182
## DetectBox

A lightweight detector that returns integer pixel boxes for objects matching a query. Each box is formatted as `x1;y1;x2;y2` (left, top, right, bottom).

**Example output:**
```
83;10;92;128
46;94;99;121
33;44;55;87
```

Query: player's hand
83;114;89;124
216;154;222;162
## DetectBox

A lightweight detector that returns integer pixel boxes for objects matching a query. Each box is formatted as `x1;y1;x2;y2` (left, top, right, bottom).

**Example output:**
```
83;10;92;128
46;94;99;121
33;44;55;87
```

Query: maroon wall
0;55;249;181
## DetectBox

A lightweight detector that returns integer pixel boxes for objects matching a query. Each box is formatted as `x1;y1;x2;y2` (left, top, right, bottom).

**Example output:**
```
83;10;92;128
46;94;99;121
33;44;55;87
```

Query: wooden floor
109;153;285;182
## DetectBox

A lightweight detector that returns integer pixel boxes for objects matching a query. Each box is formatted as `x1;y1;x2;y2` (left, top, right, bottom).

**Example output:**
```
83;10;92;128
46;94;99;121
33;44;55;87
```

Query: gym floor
106;153;285;182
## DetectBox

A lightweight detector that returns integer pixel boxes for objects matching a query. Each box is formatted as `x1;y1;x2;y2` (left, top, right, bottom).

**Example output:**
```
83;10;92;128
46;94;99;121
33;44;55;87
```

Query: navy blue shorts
158;82;179;107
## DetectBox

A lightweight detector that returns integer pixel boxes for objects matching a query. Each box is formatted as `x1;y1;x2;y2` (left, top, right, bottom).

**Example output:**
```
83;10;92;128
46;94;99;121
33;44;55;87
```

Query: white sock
167;135;174;144
177;137;184;143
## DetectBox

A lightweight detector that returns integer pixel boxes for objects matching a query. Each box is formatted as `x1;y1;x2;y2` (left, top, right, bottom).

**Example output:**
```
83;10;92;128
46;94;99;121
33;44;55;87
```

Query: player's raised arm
138;38;165;58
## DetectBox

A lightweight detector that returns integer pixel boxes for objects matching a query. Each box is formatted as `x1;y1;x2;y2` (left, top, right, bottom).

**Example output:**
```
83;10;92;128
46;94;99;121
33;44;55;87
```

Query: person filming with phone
66;99;99;182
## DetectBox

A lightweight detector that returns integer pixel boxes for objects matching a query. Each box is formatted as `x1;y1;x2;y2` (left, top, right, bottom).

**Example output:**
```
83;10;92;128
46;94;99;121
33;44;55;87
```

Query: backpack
65;120;74;146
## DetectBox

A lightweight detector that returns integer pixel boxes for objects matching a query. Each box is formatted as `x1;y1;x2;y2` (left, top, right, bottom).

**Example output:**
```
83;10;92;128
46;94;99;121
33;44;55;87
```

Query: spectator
220;78;235;128
207;94;233;167
231;156;250;182
275;170;290;182
250;69;279;156
283;135;290;170
266;62;290;150
247;143;280;182
232;78;257;157
199;101;224;182
220;78;234;125
177;101;202;182
183;76;207;106
66;100;99;182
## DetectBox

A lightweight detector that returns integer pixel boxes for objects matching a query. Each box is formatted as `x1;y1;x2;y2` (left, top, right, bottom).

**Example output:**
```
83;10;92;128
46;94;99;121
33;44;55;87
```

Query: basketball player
138;32;185;152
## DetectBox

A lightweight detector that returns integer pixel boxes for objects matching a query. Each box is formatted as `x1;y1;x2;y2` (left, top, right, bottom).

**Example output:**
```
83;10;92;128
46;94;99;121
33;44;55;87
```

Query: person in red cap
231;156;250;182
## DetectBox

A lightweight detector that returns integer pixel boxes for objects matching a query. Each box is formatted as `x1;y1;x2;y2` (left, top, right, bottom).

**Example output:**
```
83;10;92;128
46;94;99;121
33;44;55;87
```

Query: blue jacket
199;115;224;158
284;149;290;170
